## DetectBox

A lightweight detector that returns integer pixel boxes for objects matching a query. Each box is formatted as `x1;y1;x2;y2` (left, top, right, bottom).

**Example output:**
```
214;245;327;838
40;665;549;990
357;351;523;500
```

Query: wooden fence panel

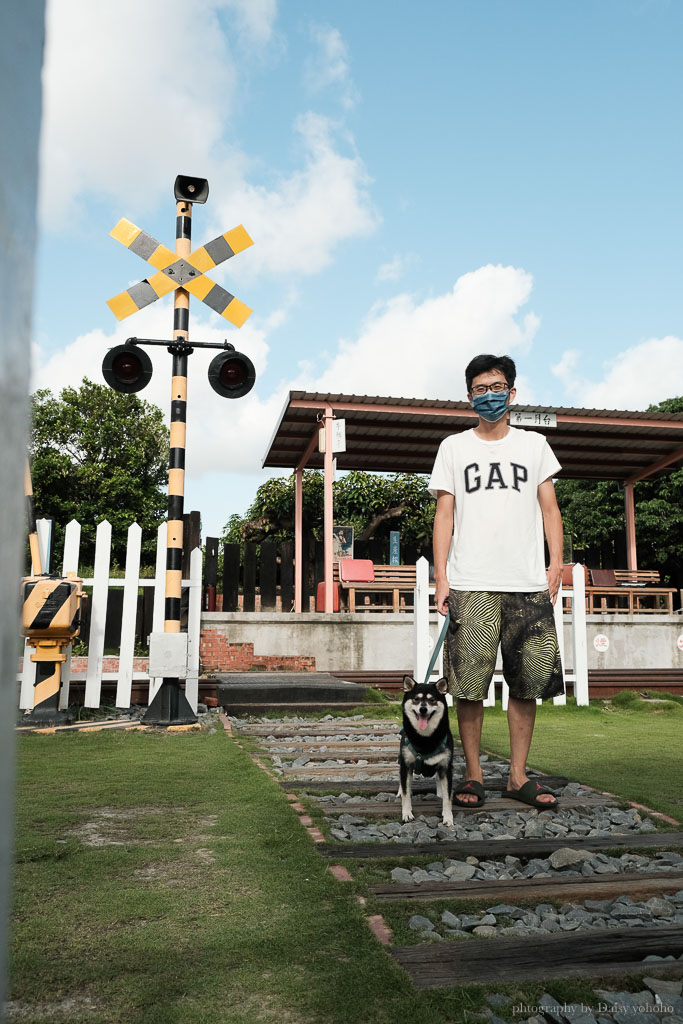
149;522;167;702
314;541;324;593
85;520;112;708
116;522;141;709
354;540;370;560
59;518;82;709
301;544;312;611
185;547;202;712
223;543;240;611
104;590;124;650
260;542;277;610
243;542;256;612
182;511;201;578
20;518;52;709
204;536;218;611
139;588;154;646
280;541;293;611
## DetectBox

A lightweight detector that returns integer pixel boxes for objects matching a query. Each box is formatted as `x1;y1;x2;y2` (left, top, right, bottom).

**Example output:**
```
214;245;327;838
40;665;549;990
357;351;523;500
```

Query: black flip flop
506;779;558;809
453;779;486;807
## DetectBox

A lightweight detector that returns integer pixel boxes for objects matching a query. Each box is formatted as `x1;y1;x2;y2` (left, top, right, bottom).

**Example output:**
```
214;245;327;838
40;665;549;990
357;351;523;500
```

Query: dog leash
422;611;450;686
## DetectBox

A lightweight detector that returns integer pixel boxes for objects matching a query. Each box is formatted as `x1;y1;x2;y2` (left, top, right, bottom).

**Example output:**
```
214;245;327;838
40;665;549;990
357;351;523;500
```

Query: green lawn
8;696;683;1024
480;694;683;823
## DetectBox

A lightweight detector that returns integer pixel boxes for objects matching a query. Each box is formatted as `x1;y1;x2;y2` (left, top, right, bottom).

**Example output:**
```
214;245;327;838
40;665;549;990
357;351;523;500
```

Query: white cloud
222;0;277;46
39;3;376;280
552;336;683;409
375;253;413;284
39;0;262;227
305;24;358;109
310;265;540;400
215;112;379;279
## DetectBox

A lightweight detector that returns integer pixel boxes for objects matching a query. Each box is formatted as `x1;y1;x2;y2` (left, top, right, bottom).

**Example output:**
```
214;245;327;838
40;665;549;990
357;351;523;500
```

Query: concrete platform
215;672;367;709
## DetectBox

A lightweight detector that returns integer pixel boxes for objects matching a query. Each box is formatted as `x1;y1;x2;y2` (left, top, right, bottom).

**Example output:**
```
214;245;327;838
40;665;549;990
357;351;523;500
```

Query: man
429;353;564;809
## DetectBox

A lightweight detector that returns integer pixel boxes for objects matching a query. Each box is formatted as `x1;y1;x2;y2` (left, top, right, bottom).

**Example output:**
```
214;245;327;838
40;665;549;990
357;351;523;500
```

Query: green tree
555;396;683;589
222;471;435;557
29;379;168;567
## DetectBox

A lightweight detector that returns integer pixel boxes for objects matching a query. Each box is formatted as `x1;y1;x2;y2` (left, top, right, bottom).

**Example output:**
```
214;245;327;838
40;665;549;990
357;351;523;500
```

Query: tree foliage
222;471;435;554
554;396;683;587
29;379;168;567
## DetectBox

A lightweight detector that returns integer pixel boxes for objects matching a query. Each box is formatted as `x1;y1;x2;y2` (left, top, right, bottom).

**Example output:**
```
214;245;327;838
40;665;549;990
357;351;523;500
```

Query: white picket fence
19;518;202;713
412;557;589;706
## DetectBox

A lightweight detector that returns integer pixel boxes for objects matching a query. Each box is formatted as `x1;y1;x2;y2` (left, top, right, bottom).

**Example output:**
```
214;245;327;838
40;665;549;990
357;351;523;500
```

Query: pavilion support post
624;482;637;571
294;467;303;613
324;405;334;613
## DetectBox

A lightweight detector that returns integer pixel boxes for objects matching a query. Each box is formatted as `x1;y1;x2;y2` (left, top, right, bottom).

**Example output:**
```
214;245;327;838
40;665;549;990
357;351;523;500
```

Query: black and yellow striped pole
166;198;192;634
25;457;42;575
103;176;256;725
142;192;197;726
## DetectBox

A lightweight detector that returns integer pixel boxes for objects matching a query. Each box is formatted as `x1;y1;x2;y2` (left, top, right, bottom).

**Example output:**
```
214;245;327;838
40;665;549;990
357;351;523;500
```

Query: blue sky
33;0;683;538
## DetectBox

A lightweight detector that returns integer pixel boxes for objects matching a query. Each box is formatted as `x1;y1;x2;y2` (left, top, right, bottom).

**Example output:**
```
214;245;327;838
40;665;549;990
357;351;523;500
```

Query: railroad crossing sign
106;217;254;327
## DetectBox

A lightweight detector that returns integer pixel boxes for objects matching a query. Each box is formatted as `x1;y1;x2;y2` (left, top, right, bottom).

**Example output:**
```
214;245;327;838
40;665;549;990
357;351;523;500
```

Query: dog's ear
435;676;449;695
403;675;416;693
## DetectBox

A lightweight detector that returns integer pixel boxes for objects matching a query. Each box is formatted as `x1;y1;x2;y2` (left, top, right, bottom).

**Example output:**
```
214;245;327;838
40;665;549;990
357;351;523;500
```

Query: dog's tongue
417;714;429;731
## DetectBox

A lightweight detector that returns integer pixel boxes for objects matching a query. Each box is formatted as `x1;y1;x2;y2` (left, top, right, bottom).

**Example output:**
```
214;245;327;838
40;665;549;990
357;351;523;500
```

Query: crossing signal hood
102;343;153;393
102;340;255;398
208;345;255;399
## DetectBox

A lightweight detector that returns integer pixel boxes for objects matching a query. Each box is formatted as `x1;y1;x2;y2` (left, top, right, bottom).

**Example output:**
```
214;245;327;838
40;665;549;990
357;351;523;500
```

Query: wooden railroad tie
320;795;615;815
390;924;683;986
369;868;683;903
319;830;683;860
279;776;570;793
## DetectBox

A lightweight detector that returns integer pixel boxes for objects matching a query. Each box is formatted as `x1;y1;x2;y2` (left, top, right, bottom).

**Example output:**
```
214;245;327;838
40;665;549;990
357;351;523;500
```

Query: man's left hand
546;564;562;604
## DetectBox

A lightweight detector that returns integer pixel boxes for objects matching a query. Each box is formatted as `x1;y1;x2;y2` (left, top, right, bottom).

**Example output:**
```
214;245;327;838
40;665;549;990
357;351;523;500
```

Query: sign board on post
319;419;346;453
510;410;557;428
390;531;400;566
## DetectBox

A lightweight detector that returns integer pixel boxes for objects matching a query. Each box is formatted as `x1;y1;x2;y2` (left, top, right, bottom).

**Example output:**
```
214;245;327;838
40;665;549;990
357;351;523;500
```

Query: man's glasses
470;383;510;396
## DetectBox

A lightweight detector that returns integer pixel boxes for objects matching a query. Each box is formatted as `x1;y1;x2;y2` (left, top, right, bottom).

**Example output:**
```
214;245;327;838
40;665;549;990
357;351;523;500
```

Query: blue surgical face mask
471;390;510;422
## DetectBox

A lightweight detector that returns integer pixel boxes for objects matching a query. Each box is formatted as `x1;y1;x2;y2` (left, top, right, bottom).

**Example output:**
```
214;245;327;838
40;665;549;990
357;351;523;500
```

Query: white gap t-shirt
428;427;562;592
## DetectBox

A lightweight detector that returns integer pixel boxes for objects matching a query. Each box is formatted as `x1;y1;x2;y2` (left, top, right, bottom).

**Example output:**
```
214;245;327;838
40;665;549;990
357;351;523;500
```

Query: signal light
102;344;153;393
208;346;256;399
174;175;209;205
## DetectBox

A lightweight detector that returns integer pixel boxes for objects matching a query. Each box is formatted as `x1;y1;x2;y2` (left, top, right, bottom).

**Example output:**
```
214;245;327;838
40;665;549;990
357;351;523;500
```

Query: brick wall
199;628;315;673
18;656;150;674
19;645;314;675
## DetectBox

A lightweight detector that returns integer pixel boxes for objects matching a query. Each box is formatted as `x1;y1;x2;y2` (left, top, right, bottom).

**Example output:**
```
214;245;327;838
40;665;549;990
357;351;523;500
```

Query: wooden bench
563;565;676;614
332;563;421;613
614;569;660;586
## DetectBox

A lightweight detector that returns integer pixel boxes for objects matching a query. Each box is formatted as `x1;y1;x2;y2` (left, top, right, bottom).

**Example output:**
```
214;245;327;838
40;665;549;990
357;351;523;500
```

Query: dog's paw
401;812;415;823
442;814;454;828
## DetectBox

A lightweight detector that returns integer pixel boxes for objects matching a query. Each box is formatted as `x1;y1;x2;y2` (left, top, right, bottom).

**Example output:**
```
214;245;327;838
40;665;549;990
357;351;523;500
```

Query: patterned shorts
446;590;564;702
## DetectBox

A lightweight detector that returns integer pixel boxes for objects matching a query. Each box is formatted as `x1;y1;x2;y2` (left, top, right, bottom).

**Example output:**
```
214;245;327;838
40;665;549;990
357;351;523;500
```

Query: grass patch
11;729;490;1024
12;705;682;1023
479;695;683;823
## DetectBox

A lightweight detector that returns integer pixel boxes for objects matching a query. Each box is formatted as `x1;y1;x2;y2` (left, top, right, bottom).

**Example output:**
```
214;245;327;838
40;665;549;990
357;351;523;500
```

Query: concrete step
216;672;368;708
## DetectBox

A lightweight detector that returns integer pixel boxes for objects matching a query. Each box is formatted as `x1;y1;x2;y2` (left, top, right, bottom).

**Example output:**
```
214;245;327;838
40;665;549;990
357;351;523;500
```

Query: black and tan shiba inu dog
398;676;454;826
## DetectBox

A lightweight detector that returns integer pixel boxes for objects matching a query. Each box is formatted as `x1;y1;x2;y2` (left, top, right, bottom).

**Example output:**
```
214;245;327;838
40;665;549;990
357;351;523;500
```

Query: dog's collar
399;727;448;775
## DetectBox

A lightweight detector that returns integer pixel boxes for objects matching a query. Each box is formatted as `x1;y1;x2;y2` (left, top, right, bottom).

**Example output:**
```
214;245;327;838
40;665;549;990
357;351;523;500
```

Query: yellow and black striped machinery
21;571;83;724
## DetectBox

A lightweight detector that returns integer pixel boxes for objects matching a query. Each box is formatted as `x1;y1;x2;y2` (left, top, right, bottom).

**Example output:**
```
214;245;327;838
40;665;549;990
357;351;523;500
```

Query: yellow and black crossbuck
107;218;254;327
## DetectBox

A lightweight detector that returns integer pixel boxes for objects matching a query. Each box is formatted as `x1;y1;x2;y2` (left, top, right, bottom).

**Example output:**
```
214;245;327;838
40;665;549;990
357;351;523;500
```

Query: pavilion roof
262;391;683;482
